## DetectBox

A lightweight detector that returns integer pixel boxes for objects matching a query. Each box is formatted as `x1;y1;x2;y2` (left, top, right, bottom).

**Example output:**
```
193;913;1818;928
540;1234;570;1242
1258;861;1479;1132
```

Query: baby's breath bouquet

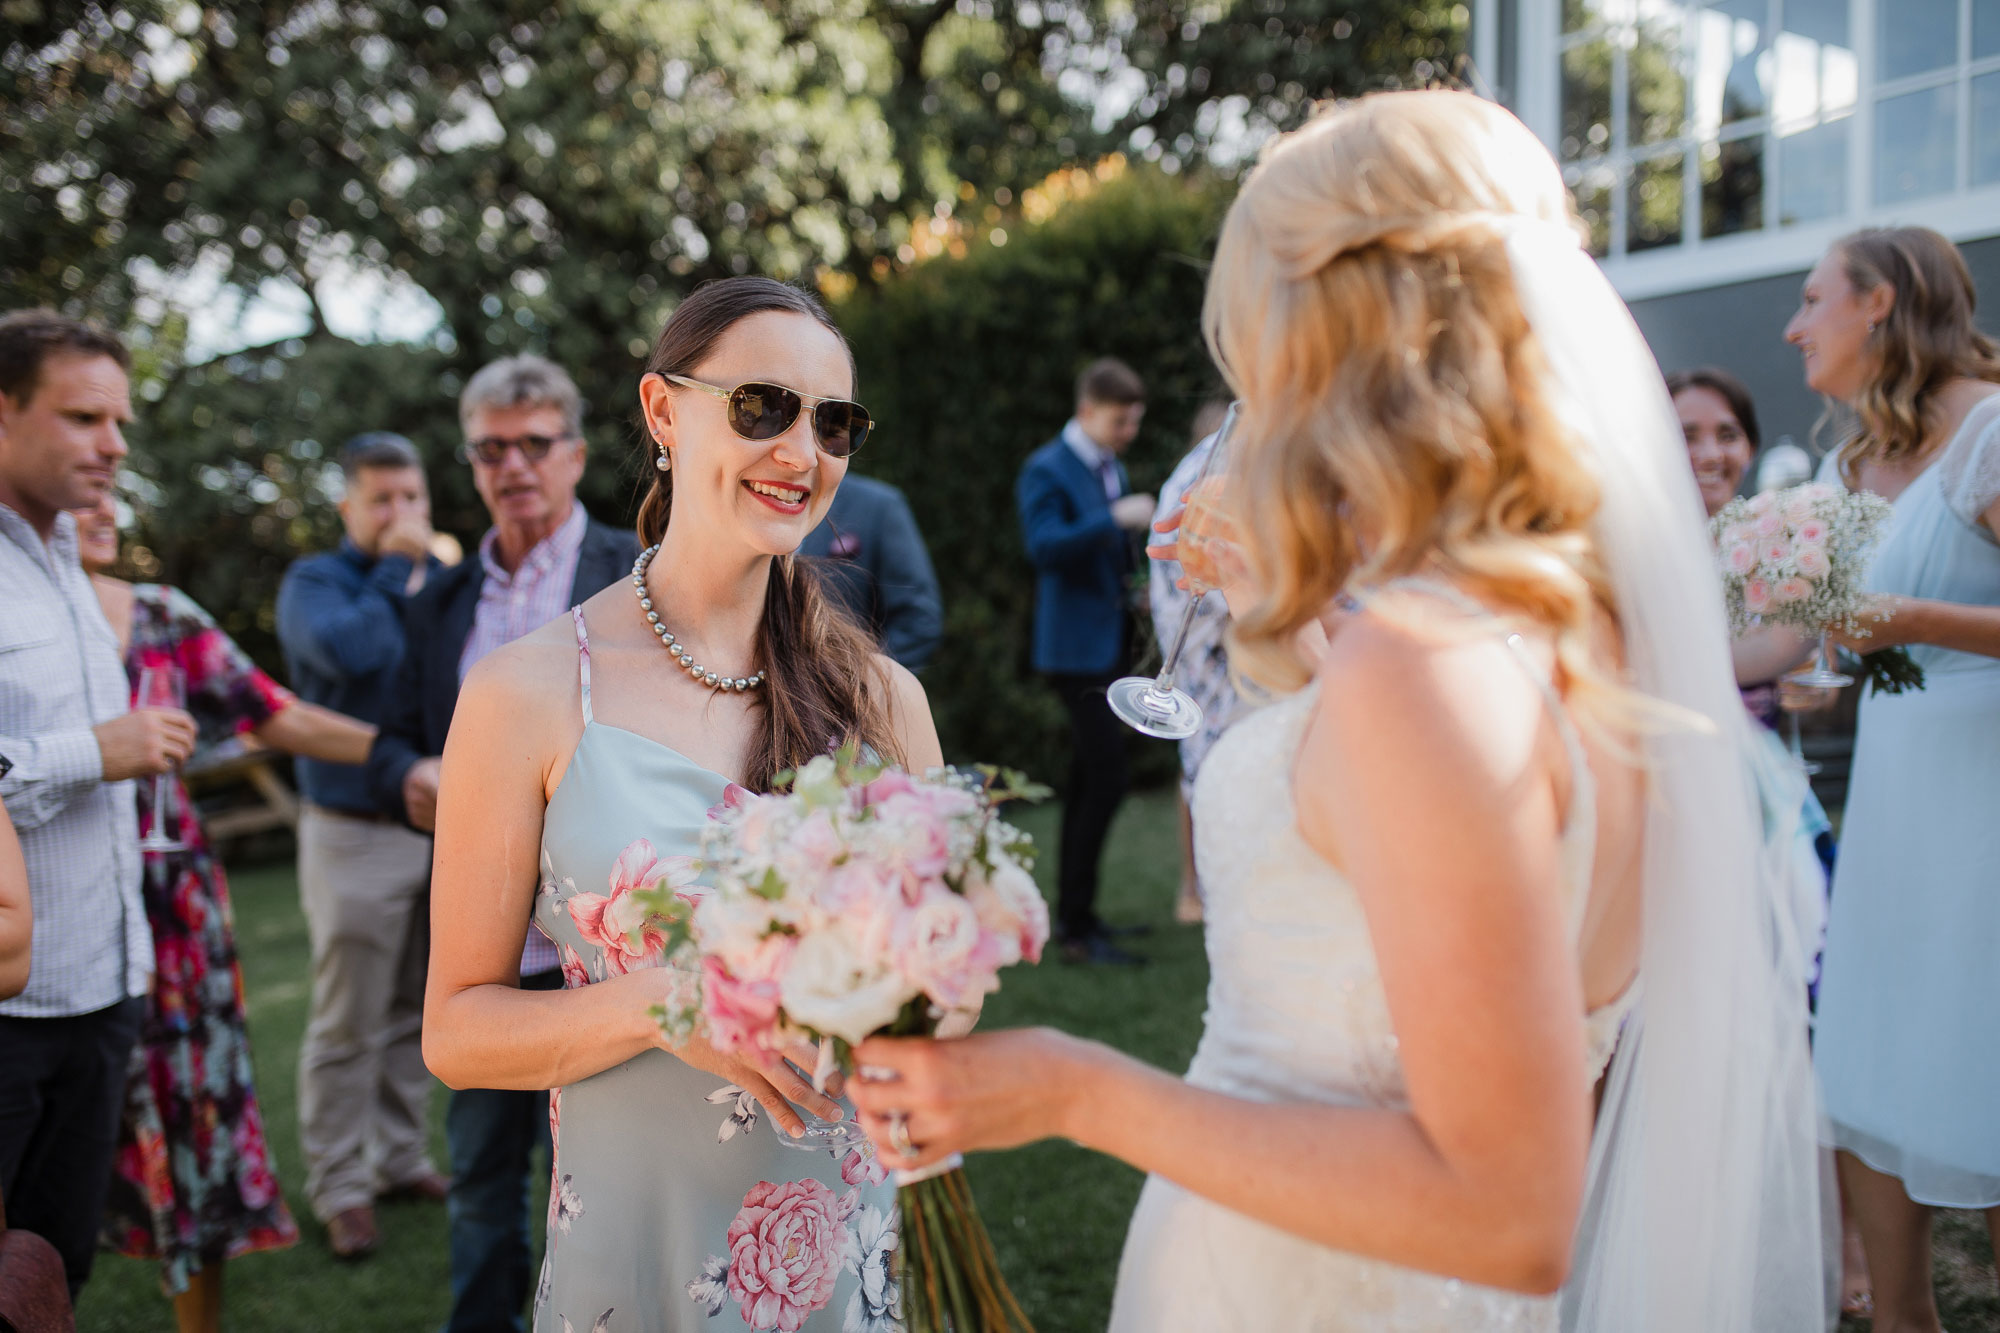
1709;483;1924;695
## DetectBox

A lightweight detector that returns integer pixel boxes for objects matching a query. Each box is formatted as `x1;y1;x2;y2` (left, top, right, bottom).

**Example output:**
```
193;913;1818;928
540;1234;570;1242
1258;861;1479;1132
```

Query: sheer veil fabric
1497;222;1833;1331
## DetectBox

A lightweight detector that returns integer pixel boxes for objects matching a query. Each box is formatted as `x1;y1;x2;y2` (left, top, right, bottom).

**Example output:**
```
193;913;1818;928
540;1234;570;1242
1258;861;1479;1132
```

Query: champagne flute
136;663;189;854
1108;401;1240;740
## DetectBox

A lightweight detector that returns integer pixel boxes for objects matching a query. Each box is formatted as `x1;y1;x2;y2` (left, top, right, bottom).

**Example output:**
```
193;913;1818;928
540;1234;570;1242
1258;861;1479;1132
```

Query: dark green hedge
835;167;1233;779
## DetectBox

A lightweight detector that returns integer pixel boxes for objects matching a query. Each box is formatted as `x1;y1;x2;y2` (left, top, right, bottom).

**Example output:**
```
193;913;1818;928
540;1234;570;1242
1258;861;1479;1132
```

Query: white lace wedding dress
1109;587;1636;1332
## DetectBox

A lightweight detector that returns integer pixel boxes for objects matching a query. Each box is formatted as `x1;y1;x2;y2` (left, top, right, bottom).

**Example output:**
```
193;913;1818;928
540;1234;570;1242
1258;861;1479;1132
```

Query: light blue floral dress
1815;395;2000;1207
529;608;902;1333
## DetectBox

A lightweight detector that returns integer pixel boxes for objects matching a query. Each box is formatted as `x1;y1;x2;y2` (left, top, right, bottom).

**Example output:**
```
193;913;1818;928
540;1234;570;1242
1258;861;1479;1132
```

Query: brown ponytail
636;277;901;792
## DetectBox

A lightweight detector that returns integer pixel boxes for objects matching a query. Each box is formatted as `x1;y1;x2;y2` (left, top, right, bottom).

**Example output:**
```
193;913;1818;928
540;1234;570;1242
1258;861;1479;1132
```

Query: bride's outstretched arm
422;635;846;1134
853;615;1598;1295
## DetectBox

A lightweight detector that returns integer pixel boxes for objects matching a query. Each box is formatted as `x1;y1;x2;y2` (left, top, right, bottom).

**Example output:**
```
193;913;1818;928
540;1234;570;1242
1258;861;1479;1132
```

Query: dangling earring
654;436;671;472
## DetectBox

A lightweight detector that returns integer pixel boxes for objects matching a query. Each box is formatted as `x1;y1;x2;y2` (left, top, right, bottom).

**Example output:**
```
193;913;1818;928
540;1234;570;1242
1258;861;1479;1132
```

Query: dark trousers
443;969;560;1333
0;996;144;1300
1047;673;1130;939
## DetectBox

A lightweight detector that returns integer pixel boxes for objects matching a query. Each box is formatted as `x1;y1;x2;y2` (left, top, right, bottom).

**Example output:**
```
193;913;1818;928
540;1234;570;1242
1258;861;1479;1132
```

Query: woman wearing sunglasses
424;277;941;1332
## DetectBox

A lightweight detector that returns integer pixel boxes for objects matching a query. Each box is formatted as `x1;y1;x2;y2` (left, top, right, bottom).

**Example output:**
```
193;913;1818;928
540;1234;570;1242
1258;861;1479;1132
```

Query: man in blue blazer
799;473;943;671
1016;358;1157;965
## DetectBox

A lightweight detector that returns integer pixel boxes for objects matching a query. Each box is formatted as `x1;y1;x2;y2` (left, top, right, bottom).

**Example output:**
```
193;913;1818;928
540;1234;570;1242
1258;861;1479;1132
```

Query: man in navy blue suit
1016;358;1157;965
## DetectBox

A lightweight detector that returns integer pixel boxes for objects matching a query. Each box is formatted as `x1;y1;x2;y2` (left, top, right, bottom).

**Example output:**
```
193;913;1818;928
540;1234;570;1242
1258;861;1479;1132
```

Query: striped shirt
0;506;149;1017
459;502;586;976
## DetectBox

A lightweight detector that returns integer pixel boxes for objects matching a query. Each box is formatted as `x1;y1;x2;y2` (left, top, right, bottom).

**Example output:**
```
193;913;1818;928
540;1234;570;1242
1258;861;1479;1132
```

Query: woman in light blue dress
423;277;941;1333
1784;226;2000;1333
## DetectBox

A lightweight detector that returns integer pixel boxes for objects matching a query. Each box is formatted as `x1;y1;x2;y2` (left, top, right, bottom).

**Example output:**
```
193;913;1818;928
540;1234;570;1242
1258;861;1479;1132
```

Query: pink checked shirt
459;502;588;976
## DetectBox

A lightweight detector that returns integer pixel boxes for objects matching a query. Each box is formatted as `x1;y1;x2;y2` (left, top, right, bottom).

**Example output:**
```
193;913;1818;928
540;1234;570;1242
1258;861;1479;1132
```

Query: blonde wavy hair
1831;227;2000;485
1206;90;1624;719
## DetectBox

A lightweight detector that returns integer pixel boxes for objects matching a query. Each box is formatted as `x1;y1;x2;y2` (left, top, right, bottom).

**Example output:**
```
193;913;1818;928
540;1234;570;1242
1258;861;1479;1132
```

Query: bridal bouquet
683;750;1047;1333
1709;482;1924;695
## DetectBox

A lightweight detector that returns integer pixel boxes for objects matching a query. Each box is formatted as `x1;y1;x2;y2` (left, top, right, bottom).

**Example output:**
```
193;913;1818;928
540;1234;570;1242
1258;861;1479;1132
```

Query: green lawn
74;787;1997;1331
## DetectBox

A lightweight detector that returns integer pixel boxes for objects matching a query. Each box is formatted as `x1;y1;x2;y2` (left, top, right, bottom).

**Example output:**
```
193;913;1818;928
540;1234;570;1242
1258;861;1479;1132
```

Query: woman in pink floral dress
76;498;373;1333
424;278;938;1332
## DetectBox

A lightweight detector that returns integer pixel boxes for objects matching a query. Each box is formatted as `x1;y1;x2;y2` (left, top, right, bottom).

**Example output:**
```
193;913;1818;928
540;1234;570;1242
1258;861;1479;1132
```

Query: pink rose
1722;522;1756;549
860;770;918;804
1754;511;1785;537
724;1178;861;1331
1794;519;1828;545
1744;578;1772;613
1724;543;1757;575
841;1143;888;1186
1762;538;1793;565
891;883;998;1009
1773;577;1812;604
967;859;1050;965
1794;544;1830;577
774;809;845;885
701;933;796;1053
1747;492;1775;515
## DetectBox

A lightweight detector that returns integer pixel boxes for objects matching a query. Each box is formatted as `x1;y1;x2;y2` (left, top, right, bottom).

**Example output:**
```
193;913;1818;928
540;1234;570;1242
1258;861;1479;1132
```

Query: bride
849;90;1829;1330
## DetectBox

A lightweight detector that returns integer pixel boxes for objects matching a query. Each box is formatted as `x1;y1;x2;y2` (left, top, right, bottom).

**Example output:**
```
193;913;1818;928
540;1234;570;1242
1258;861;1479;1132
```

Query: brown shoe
326;1205;378;1260
378;1169;451;1204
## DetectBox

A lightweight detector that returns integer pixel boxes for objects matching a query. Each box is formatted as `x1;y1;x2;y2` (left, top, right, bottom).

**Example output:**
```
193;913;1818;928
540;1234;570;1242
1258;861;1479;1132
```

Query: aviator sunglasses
662;374;873;458
460;433;576;465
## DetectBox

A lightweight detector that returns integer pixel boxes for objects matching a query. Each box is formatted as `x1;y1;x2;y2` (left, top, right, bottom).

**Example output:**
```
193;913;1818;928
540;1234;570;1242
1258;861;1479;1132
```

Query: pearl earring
654;445;671;472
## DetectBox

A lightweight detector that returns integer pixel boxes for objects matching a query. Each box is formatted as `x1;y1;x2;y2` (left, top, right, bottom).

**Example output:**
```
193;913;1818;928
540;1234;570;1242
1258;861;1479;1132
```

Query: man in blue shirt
1016;358;1156;965
274;432;446;1258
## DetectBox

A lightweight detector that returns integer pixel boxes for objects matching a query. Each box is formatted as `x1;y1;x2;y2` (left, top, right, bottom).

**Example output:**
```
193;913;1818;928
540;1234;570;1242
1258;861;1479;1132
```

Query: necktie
1097;457;1122;502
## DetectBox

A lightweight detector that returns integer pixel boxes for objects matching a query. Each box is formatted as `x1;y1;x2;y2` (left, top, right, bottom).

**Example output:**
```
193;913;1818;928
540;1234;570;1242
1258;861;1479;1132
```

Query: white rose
778;924;915;1045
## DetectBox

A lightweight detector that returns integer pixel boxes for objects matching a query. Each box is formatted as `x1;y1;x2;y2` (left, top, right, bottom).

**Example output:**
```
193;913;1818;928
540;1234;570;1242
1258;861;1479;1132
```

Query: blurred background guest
1146;400;1238;925
1788;226;2000;1333
0;310;189;1302
1667;368;1818;717
366;354;635;1333
274;431;446;1259
799;473;943;671
75;494;374;1333
1017;357;1157;965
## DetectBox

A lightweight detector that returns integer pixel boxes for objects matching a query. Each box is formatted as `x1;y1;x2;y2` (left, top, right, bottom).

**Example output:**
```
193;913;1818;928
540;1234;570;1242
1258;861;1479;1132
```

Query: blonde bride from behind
848;89;1829;1332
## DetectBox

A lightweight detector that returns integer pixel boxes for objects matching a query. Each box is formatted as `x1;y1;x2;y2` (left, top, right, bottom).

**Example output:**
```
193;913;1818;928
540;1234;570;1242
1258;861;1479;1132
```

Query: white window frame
1507;0;2000;301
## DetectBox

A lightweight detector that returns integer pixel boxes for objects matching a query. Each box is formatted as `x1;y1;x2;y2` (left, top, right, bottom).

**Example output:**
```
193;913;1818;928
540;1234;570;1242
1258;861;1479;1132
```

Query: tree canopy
2;0;1463;756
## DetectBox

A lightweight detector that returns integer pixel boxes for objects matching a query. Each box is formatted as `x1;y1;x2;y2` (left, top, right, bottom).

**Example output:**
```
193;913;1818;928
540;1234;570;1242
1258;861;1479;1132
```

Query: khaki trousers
296;804;437;1221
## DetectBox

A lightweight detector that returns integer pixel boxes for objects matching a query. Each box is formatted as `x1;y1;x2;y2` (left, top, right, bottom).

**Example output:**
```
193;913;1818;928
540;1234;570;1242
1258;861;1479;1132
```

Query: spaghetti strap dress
529;607;903;1333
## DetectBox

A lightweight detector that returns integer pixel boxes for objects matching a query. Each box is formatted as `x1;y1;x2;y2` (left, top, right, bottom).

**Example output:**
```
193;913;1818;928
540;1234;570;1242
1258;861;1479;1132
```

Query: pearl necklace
630;545;767;692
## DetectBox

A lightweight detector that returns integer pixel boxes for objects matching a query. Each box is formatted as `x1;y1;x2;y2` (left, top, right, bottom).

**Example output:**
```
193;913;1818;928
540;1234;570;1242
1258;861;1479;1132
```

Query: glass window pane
1975;73;2000;187
1631;20;1690;147
1567;165;1615;258
1629;152;1686;252
1702;136;1765;237
1875;0;1958;82
1977;0;2000;59
1773;0;1857;122
1874;85;1957;203
1562;38;1614;160
1695;3;1772;132
1778;116;1850;224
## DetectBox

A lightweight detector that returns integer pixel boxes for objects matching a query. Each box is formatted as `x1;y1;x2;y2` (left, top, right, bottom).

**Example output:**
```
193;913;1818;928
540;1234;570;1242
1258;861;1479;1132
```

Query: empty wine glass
136;663;189;854
1108;401;1241;740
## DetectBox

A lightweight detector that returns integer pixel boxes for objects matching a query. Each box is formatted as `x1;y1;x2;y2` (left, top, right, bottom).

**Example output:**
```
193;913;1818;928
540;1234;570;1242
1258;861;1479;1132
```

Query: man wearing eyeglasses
366;353;634;1333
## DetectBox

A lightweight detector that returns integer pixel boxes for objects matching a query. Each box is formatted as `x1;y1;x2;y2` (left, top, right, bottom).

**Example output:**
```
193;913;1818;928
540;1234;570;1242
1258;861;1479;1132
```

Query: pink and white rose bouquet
1709;482;1923;694
661;750;1046;1333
